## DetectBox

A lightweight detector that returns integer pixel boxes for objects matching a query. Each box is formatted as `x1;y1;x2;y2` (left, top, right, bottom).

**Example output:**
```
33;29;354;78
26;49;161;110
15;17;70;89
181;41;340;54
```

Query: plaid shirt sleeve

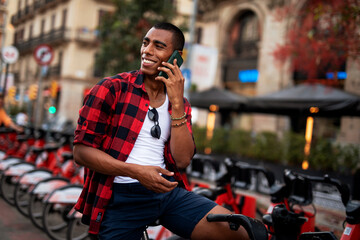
74;78;116;149
73;78;118;234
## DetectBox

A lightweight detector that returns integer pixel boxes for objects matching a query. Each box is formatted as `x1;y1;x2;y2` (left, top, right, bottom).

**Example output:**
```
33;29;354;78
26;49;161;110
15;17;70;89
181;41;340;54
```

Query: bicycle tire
14;181;31;217
28;191;46;230
43;202;72;240
66;215;90;240
0;174;16;205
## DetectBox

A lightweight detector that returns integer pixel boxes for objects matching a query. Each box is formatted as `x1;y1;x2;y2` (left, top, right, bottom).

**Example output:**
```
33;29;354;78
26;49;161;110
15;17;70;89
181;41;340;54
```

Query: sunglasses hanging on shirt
148;108;161;139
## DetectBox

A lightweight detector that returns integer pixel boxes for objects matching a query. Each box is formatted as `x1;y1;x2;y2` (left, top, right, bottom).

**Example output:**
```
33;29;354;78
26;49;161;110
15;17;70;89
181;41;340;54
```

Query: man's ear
177;50;183;56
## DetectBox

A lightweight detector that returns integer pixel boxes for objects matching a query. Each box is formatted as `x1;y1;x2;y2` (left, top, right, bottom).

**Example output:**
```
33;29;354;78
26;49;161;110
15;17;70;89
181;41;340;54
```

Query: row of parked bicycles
0;126;359;240
0;127;87;240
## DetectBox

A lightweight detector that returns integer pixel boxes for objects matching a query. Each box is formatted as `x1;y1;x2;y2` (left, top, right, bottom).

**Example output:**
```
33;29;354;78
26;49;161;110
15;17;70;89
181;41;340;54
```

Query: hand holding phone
158;50;183;79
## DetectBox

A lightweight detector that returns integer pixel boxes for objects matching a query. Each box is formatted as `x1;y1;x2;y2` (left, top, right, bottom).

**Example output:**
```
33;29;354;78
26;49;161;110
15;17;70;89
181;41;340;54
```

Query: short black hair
153;22;185;51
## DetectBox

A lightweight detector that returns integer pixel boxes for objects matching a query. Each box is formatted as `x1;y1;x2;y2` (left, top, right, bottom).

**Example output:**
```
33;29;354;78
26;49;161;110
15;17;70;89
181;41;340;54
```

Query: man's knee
190;205;249;240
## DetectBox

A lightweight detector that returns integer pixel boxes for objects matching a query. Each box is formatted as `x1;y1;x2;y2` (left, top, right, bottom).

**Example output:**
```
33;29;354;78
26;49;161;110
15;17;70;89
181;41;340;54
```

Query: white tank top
114;95;171;183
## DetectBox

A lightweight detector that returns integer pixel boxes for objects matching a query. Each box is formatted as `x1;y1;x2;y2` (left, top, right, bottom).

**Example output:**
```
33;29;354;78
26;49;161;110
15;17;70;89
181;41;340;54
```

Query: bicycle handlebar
284;169;350;206
207;214;268;240
223;158;275;187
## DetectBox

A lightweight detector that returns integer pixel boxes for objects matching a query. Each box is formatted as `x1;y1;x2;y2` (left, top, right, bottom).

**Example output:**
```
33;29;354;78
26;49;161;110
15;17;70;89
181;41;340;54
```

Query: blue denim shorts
98;177;217;240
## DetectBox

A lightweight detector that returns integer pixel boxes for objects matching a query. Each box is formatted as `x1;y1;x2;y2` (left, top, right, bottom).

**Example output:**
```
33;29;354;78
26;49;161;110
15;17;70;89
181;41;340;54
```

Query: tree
95;0;179;76
273;0;360;84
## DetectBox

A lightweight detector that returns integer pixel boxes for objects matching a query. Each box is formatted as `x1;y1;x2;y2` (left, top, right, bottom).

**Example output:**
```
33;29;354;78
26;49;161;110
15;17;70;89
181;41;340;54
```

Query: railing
14;28;70;53
11;0;69;26
75;28;100;45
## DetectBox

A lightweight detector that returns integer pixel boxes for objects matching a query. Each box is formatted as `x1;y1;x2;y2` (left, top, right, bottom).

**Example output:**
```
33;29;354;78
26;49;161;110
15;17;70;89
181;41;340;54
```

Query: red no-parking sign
33;44;54;66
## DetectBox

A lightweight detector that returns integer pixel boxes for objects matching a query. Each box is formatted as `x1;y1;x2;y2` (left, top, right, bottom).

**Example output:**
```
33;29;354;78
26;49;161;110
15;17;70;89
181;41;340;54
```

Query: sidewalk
0;197;48;240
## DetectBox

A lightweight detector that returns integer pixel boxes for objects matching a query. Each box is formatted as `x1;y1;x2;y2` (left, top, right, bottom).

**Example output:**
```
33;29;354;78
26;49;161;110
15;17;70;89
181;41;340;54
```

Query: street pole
34;65;45;128
2;63;9;95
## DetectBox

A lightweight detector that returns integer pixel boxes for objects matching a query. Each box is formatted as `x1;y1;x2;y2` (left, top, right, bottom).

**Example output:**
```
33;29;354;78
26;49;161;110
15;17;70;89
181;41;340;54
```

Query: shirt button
145;103;149;107
140;119;144;122
132;137;136;141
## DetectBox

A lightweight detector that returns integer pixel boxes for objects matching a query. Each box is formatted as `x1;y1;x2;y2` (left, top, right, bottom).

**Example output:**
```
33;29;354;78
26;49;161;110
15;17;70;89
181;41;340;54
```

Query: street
0;197;48;240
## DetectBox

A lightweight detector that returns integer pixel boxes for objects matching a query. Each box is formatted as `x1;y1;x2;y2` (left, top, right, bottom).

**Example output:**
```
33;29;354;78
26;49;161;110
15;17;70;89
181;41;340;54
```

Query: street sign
1;46;19;64
33;44;54;66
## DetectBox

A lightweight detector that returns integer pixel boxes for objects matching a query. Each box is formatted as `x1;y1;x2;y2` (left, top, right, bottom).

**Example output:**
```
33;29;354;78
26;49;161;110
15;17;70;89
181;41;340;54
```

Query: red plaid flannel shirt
73;70;194;234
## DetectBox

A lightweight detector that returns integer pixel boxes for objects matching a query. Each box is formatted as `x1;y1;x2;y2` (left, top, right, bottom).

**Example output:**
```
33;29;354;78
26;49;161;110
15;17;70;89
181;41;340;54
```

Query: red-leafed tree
273;0;360;85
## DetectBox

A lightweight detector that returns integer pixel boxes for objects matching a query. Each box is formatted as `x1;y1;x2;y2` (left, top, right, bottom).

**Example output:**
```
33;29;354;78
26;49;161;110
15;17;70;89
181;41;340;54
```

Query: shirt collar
131;70;146;91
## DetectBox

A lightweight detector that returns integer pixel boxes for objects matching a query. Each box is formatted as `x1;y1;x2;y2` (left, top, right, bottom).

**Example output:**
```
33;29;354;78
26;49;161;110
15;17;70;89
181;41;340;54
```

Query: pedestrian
73;22;249;240
0;93;23;132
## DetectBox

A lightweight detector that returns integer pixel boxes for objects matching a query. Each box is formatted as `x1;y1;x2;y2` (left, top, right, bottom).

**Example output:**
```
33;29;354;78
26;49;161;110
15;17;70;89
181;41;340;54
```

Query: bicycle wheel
43;202;72;240
67;216;90;240
28;192;46;230
14;182;31;217
0;174;16;205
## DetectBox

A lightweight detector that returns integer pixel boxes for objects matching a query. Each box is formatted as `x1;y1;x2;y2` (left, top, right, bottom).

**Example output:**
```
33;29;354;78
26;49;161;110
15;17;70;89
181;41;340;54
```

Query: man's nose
143;44;154;55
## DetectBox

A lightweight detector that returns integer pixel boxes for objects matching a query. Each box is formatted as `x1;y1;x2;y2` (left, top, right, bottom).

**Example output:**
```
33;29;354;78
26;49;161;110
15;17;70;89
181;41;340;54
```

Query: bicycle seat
61;152;73;161
346;200;360;224
44;143;60;152
192;186;227;201
31;146;45;153
16;135;30;142
269;183;288;203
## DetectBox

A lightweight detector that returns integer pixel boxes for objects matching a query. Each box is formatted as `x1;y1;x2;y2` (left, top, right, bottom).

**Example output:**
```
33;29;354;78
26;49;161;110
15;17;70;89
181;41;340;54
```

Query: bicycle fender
4;163;35;177
45;185;83;204
19;169;53;185
32;178;69;195
0;158;22;170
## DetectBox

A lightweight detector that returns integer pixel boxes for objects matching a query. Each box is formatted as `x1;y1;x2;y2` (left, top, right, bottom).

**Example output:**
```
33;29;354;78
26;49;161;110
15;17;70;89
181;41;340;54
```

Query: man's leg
190;205;250;240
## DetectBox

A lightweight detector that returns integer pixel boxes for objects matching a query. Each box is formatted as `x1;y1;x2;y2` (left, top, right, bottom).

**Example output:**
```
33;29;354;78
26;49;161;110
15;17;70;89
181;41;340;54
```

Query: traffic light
29;84;38;100
48;106;56;114
50;81;58;99
7;86;16;103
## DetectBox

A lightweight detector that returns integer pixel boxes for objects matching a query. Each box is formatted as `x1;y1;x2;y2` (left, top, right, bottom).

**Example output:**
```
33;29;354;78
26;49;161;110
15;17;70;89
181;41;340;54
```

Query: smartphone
158;50;183;79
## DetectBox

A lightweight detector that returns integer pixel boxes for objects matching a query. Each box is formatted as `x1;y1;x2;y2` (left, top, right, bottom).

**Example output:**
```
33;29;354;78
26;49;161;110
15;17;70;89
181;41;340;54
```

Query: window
41;19;45;36
51;14;56;30
227;11;260;59
29;24;33;39
61;9;67;29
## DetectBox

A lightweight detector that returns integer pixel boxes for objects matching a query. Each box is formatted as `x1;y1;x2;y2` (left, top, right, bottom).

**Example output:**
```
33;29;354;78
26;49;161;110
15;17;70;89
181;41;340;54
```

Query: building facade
4;0;193;128
6;0;114;126
192;0;360;144
3;0;359;144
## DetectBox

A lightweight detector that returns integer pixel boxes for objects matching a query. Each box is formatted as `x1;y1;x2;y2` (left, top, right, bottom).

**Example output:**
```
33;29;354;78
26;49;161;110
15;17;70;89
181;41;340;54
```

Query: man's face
140;27;174;77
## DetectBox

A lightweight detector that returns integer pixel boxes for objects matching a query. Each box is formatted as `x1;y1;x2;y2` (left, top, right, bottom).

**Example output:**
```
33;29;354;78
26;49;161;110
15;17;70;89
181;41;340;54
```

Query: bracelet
171;119;187;128
171;112;186;120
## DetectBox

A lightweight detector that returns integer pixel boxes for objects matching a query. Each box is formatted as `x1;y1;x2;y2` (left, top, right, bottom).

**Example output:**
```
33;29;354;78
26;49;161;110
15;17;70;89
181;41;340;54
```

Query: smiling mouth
143;59;156;64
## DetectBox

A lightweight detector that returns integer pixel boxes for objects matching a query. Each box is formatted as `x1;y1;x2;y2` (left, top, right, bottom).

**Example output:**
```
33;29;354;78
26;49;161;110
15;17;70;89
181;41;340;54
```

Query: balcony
35;0;70;12
11;0;69;26
14;28;70;54
75;28;100;47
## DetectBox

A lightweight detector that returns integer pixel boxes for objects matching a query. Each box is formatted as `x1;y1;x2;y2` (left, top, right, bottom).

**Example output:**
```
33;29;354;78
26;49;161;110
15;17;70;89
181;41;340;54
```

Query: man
73;22;249;240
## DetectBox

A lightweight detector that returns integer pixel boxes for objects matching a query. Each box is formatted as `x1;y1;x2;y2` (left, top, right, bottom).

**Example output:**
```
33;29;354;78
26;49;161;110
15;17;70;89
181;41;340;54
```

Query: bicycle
299;187;360;240
262;169;351;240
191;156;275;218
